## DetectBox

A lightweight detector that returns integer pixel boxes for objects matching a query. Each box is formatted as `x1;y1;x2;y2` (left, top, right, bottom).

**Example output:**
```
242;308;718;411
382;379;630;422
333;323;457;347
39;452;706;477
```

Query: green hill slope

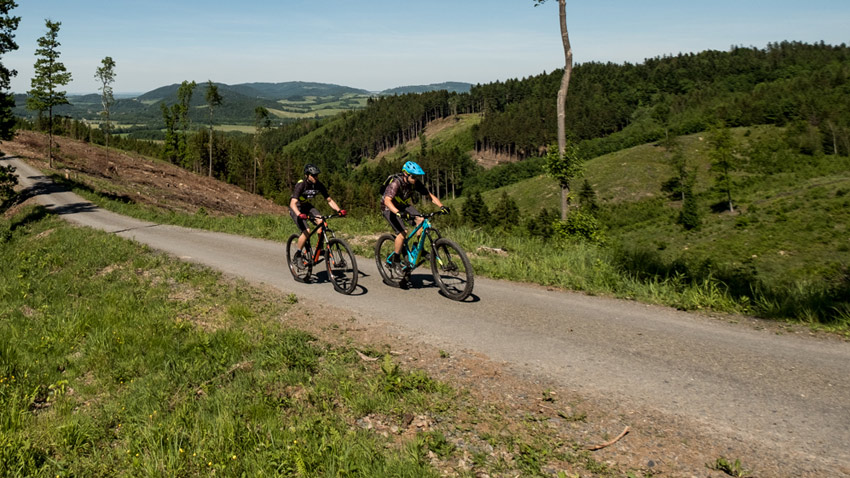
464;125;850;290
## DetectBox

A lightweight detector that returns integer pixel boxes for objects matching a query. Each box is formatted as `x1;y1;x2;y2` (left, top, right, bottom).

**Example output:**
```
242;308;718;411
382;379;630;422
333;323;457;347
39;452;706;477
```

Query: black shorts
383;205;420;235
290;206;321;232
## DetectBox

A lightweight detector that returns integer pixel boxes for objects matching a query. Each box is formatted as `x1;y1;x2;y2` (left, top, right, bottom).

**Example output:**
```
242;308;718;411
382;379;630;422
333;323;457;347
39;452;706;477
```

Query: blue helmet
402;161;425;176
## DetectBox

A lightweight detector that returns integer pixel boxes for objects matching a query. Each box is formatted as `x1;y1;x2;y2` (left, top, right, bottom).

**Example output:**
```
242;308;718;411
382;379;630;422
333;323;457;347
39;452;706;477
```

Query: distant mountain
10;80;469;126
232;82;371;99
379;82;472;95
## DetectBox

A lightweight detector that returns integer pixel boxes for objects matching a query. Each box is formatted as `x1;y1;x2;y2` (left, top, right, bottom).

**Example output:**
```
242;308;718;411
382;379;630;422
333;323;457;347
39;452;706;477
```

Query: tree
535;0;572;220
678;174;700;230
27;19;72;167
462;191;491;228
491;191;519;229
176;80;196;170
709;123;736;213
94;56;116;161
205;80;222;177
253;106;270;194
544;139;583;217
661;135;688;201
578;178;598;214
0;0;20;145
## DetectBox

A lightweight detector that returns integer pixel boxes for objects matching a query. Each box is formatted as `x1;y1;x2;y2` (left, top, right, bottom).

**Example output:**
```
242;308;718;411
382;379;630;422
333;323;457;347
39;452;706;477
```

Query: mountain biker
290;164;345;261
381;160;449;272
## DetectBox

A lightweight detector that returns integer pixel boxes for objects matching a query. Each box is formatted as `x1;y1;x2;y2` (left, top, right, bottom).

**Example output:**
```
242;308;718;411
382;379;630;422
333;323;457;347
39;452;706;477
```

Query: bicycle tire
374;233;405;287
430;237;474;301
326;238;358;294
286;234;312;283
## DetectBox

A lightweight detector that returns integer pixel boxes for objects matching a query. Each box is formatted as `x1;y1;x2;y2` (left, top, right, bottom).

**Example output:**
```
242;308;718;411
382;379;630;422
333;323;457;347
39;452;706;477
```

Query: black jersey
291;179;329;210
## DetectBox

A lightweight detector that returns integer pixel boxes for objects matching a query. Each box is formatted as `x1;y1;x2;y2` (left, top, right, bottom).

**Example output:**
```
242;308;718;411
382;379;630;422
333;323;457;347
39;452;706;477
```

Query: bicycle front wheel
286;234;312;283
326;238;358;294
430;238;474;301
375;233;404;287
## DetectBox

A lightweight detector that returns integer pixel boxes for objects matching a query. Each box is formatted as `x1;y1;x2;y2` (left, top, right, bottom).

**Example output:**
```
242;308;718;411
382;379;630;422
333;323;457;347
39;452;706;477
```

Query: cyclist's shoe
391;257;404;277
293;250;307;270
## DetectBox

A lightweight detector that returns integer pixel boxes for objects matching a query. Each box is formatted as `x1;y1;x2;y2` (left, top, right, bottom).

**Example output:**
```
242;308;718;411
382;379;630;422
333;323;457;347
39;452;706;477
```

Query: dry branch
586;426;630;451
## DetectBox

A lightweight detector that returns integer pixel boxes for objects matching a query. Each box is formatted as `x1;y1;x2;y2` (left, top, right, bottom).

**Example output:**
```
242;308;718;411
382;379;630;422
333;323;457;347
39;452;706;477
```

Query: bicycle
374;211;474;301
286;213;358;294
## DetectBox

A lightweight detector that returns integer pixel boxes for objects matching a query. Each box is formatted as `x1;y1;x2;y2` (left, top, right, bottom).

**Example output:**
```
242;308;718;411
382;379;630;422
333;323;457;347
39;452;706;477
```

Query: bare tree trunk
556;0;573;220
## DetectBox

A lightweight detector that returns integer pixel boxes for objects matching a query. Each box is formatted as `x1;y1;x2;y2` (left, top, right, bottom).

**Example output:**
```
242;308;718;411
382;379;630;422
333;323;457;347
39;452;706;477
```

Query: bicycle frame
300;215;336;265
400;214;441;270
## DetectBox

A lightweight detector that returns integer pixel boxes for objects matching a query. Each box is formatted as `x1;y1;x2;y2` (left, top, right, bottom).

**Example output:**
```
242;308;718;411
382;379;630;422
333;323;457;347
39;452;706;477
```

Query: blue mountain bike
374;211;474;301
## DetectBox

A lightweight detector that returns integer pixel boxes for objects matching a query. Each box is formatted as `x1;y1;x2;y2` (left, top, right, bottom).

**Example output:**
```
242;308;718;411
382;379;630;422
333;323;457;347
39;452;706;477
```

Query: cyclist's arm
428;193;444;209
326;196;341;213
383;195;400;214
289;197;301;216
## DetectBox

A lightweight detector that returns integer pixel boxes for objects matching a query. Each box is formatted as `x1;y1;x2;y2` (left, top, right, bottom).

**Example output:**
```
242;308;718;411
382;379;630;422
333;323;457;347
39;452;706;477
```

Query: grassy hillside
455;125;850;323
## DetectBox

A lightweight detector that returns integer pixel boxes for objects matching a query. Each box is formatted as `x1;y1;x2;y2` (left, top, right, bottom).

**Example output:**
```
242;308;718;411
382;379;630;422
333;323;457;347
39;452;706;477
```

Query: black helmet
304;164;320;176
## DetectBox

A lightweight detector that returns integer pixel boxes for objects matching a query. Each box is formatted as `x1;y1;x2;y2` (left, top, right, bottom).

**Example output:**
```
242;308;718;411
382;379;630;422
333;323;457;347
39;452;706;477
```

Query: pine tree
491;191;519;229
0;0;20;145
27;19;72;167
205;80;222;177
462;191;491;228
578;178;599;214
678;175;701;230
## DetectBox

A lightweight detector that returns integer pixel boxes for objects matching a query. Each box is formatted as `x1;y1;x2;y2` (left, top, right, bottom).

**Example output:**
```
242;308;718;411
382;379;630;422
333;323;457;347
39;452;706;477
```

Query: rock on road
7;156;850;477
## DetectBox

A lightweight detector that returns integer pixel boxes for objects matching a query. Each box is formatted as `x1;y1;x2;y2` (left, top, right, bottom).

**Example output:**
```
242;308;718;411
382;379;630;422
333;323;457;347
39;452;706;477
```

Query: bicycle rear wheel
375;233;405;287
286;234;312;283
326;238;358;294
430;238;474;301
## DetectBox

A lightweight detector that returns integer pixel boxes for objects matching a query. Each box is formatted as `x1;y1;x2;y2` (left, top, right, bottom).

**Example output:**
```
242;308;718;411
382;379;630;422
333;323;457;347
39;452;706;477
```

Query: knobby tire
286;234;312;283
326;238;358;294
430;238;474;301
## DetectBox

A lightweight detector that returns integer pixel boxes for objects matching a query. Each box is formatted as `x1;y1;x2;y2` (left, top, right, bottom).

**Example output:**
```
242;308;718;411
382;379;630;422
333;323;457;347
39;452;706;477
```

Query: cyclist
290;164;346;261
381;161;449;272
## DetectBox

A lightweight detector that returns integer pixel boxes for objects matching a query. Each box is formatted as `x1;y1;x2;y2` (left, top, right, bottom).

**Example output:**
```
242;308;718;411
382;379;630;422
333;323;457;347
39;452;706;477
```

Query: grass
1;205;637;477
441;126;850;328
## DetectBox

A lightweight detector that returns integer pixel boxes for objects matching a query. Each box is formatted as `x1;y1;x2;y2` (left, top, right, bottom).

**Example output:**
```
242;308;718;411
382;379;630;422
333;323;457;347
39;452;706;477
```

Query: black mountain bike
374;211;474;301
286;213;358;294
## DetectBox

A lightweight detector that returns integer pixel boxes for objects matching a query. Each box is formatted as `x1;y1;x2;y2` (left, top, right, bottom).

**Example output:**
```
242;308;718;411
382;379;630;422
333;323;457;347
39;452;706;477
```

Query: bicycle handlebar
305;213;347;220
408;210;448;219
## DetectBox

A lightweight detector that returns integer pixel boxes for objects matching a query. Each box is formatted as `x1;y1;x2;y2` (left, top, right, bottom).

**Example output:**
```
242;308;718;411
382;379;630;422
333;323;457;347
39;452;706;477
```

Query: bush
553;210;605;244
0;163;17;210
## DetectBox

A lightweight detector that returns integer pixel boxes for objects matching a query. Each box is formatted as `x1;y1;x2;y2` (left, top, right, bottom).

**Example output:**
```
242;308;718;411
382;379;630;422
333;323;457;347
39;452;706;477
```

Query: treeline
474;41;850;160
20;41;850;214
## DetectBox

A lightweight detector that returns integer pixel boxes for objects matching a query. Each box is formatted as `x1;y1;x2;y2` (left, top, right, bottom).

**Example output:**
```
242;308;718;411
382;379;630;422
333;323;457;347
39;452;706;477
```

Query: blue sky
4;0;849;94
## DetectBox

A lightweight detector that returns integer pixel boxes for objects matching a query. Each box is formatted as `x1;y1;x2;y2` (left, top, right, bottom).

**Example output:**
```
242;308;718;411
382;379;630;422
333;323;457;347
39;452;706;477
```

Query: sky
4;0;849;95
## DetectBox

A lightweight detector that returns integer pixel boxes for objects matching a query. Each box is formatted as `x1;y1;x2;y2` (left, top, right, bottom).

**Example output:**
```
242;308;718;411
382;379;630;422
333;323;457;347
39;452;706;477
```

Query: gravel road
8;156;850;476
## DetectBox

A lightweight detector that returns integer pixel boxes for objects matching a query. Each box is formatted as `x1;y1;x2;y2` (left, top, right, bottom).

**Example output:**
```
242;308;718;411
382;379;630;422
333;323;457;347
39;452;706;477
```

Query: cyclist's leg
383;209;407;256
406;205;424;239
290;209;309;251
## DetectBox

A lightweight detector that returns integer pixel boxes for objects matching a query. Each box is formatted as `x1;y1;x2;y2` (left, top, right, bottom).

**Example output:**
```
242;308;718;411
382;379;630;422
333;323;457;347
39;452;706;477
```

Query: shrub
553;210;605;244
0;163;17;210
